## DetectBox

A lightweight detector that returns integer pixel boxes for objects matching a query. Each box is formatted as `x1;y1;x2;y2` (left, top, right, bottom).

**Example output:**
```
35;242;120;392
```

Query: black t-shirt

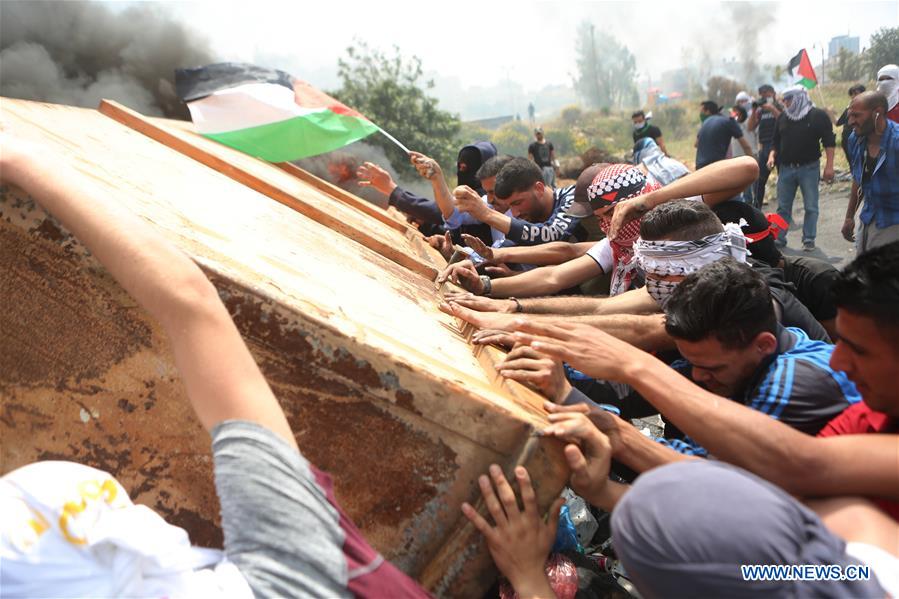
772;107;836;166
695;115;743;169
633;124;663;143
781;255;840;321
754;262;831;342
528;141;554;167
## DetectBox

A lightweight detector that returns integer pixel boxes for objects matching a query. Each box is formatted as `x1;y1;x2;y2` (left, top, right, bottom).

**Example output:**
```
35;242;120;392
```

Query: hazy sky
163;0;897;93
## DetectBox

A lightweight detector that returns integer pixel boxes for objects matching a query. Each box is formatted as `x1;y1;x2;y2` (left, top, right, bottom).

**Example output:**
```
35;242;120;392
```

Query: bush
651;104;689;139
491;121;532;156
560;105;584;127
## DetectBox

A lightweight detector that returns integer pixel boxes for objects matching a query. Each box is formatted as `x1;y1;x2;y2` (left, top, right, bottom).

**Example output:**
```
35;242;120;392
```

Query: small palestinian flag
786;49;817;90
175;63;379;162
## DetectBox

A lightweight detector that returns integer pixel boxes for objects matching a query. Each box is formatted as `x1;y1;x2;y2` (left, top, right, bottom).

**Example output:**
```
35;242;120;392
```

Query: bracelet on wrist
479;275;492;296
509;297;523;313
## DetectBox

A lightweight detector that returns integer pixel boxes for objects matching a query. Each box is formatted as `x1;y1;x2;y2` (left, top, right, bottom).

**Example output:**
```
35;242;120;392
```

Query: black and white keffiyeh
634;222;749;306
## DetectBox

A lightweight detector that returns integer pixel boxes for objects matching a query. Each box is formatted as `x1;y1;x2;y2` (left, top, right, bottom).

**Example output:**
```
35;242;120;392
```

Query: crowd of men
2;71;897;598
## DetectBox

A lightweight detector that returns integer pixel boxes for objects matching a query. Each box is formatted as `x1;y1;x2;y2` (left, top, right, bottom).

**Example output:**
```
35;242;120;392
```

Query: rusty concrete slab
0;98;569;597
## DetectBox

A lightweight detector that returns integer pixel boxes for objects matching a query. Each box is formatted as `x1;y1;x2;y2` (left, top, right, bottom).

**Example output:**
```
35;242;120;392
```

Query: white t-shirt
585;237;614;273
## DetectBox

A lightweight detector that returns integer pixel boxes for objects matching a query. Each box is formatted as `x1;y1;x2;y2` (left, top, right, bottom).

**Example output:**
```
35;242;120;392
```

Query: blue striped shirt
663;327;861;456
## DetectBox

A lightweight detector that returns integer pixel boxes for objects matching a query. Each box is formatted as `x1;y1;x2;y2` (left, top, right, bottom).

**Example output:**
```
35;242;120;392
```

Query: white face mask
633;121;646;130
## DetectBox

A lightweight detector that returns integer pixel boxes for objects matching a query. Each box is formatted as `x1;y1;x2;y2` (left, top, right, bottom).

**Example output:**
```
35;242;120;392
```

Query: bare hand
438;261;486;294
544;402;624;456
409;151;442;180
766;156;775;170
444;291;516;313
509;319;639;382
461;465;562;598
426;231;455;261
471;329;518;349
607;197;650;240
841;217;856;243
356;162;397;196
822;165;835;183
462;234;495;263
453;185;490;220
498;346;572;402
439;301;518;331
537;405;614;505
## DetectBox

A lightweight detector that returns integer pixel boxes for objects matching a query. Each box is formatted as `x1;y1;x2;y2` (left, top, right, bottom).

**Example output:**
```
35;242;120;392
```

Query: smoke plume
724;2;776;87
0;0;212;118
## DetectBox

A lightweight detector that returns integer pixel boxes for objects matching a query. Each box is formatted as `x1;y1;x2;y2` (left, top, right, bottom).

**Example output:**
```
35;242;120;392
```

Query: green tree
865;27;899;79
829;47;864;82
333;40;460;177
573;22;638;110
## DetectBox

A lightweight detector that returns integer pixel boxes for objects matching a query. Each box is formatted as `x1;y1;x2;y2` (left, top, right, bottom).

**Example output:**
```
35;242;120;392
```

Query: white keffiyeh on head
782;85;813;121
876;64;899;111
634;222;749;306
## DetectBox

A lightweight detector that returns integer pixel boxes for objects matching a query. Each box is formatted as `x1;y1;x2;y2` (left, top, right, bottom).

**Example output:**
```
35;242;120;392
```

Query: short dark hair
832;241;899;331
476;155;514;181
700;101;720;114
494;157;543;200
665;258;777;349
758;84;775;94
632;110;645;119
640;199;724;241
848;84;866;96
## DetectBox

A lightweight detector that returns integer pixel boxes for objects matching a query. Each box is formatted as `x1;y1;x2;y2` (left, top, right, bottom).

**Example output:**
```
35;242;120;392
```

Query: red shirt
817;403;899;521
888;103;899;124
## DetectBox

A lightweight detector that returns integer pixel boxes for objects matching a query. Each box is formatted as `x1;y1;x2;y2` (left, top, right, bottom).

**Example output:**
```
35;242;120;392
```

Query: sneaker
802;241;816;252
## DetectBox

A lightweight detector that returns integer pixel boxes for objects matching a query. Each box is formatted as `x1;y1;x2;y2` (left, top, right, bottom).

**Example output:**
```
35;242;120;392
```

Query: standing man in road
842;91;899;253
767;85;836;252
528;127;556;187
747;84;783;208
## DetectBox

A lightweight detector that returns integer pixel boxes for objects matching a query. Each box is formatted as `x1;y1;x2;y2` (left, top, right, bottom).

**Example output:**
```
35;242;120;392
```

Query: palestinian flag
175;63;379;162
786;49;817;90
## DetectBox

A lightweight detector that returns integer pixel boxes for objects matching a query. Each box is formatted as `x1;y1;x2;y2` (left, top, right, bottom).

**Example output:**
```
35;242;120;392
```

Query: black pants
753;142;773;208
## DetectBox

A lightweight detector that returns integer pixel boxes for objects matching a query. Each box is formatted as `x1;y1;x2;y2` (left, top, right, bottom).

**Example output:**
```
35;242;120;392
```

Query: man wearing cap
766;85;836;252
528;127;556;187
695;101;752;170
747;84;783;208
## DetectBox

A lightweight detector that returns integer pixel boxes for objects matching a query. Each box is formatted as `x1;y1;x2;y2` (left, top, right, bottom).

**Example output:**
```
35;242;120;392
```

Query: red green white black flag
786;49;818;90
175;63;381;162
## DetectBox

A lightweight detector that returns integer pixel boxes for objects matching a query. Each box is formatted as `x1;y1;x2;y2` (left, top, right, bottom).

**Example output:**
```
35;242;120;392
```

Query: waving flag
175;63;379;162
786;49;818;90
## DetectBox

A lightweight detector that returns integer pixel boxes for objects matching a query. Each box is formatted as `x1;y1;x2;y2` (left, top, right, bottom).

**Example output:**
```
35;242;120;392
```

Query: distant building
829;35;860;58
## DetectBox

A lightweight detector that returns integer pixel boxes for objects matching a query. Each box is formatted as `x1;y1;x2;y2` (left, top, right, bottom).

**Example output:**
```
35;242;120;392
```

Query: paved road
760;179;856;268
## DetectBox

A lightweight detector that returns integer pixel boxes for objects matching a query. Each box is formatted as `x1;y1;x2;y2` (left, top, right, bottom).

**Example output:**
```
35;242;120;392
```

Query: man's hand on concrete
357;162;397;196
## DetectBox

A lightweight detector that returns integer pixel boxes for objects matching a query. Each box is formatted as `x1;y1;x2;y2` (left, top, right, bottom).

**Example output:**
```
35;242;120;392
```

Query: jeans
752;143;773;208
541;165;556;188
776;161;820;244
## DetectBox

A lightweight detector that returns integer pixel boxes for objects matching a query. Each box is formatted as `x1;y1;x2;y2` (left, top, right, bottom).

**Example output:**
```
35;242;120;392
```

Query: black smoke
0;1;212;118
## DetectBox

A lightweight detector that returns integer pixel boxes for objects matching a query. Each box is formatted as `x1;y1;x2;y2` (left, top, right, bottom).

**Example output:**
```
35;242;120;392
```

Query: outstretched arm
607;156;759;239
511;320;899;501
1;134;296;447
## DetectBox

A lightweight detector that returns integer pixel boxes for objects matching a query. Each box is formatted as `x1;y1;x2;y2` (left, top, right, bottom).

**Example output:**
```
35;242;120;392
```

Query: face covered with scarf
876;64;899;111
634;222;749;307
781;85;813;121
585;164;662;295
